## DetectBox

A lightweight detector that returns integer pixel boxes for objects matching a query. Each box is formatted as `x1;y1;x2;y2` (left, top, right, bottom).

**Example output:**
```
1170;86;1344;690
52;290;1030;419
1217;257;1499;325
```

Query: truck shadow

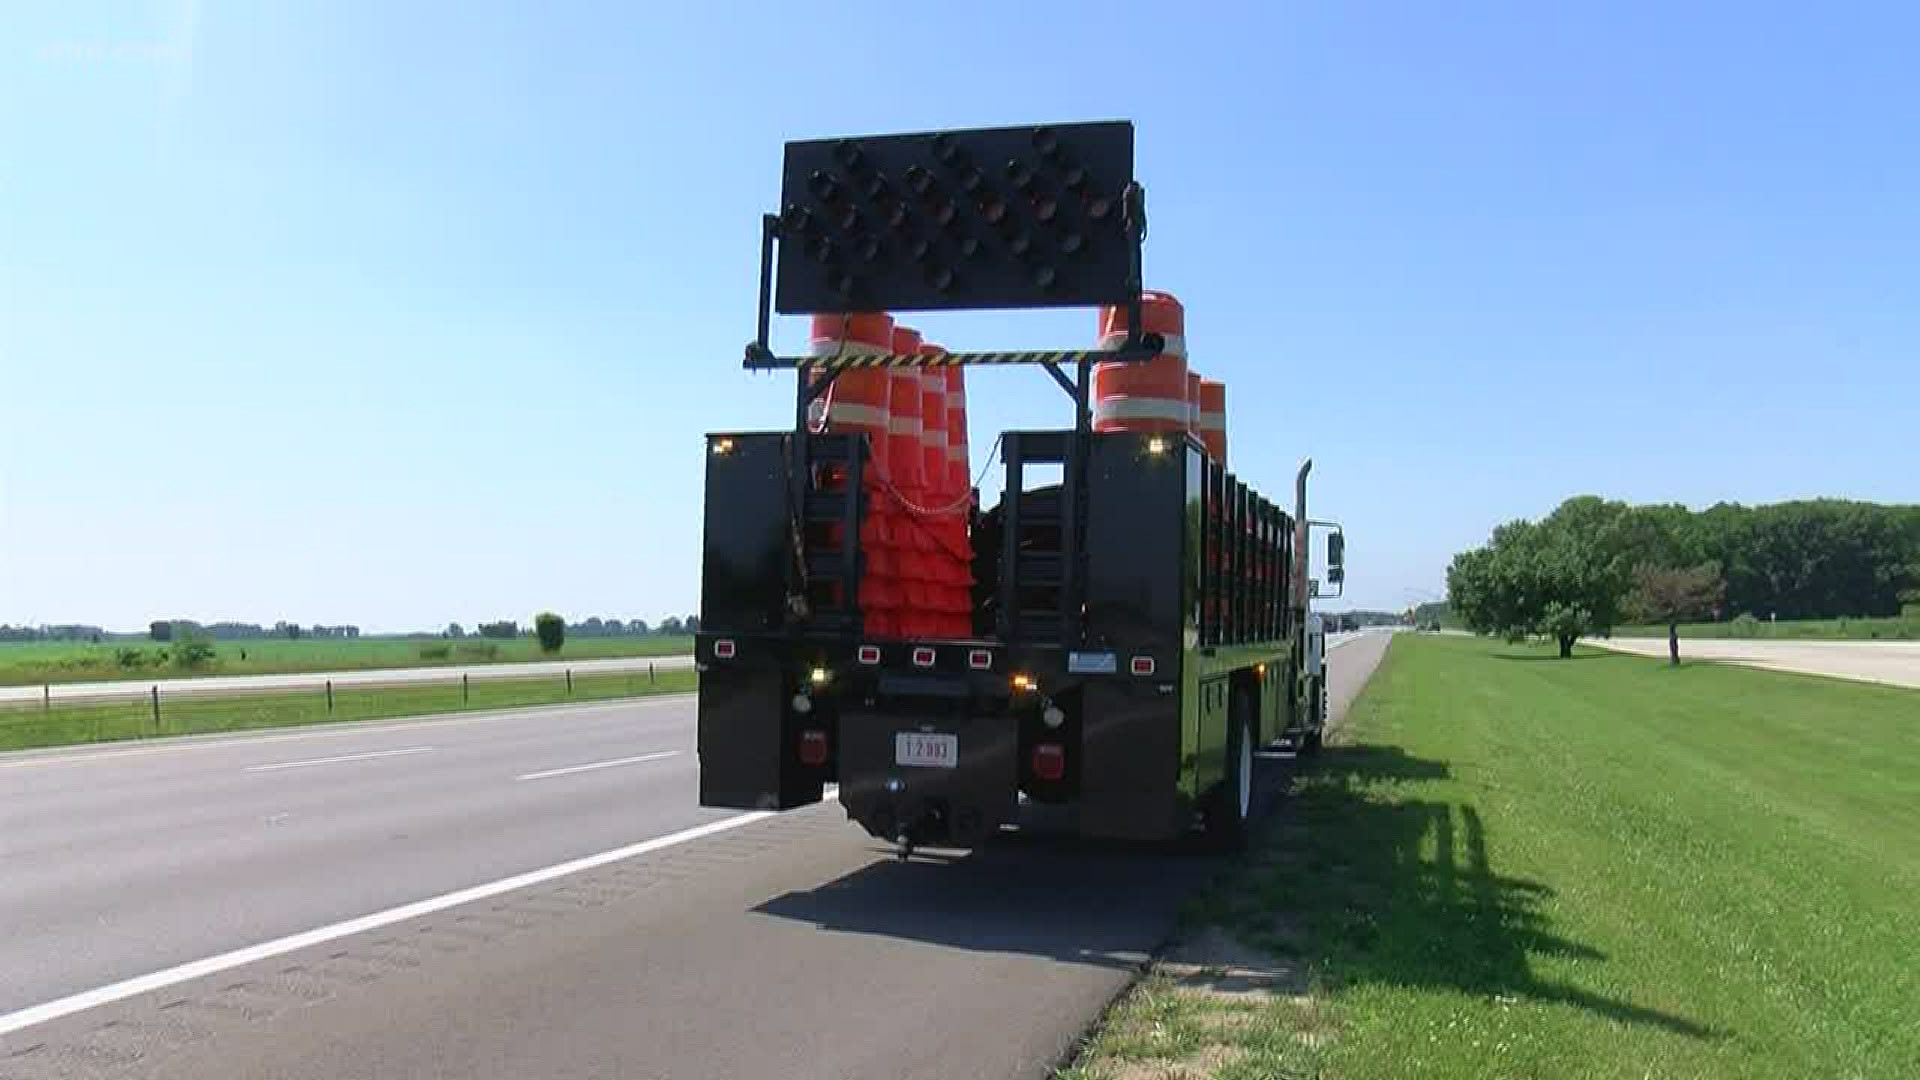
1235;742;1721;1040
752;824;1223;974
757;740;1719;1041
748;749;1440;976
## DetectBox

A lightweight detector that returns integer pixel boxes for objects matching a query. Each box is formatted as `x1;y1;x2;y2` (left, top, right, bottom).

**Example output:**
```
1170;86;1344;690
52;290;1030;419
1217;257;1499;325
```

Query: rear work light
1030;743;1066;782
714;639;737;660
798;729;830;766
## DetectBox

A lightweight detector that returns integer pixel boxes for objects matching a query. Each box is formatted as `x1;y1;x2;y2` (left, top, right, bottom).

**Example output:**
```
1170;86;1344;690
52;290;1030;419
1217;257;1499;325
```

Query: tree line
448;615;699;641
1448;497;1919;659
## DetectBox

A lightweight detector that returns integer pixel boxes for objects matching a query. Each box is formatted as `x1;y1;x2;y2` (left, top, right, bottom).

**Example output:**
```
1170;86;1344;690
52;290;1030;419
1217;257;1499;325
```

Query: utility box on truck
696;122;1344;852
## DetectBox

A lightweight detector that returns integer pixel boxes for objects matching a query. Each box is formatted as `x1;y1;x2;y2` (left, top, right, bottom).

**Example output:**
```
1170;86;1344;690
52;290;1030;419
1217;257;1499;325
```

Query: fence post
566;668;573;696
43;684;50;714
326;679;334;715
462;673;470;705
649;662;656;685
151;685;160;734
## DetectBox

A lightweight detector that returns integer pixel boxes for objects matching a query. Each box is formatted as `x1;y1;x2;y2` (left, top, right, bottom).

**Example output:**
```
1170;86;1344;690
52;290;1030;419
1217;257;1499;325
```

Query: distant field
1610;615;1918;641
0;667;698;752
0;635;695;688
1068;635;1919;1080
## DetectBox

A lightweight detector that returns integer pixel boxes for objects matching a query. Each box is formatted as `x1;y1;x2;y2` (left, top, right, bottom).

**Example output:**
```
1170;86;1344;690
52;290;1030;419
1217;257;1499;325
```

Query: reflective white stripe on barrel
826;401;889;428
1095;398;1195;425
889;415;921;436
809;339;890;356
1098;331;1187;359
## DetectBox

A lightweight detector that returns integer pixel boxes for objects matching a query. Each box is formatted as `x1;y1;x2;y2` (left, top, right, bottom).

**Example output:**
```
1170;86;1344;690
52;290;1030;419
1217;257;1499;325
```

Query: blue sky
3;2;1915;632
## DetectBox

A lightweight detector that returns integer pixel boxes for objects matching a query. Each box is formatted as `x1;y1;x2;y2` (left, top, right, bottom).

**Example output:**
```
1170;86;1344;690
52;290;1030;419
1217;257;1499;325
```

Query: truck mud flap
697;654;824;811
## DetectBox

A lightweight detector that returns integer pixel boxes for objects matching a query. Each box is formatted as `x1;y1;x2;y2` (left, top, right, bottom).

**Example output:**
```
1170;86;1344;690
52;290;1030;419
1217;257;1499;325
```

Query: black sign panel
774;121;1136;315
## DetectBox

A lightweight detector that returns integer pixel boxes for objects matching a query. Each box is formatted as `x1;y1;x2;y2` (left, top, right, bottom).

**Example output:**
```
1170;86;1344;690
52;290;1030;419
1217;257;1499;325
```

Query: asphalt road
0;654;696;706
0;630;1395;1079
1591;636;1920;690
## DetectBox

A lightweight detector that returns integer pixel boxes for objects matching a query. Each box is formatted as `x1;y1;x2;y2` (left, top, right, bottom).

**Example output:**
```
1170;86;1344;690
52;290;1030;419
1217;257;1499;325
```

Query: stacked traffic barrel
814;317;976;640
809;313;897;628
918;344;975;638
1091;290;1227;466
1092;291;1190;436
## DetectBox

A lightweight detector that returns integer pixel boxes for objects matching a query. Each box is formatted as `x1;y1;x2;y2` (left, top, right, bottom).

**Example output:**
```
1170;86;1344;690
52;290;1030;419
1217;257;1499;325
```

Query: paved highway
0;654;696;706
0;630;1395;1079
1591;636;1920;689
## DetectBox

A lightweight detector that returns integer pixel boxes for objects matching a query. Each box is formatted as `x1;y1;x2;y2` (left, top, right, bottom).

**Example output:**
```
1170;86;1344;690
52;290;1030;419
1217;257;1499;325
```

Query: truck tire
1299;673;1326;756
1201;696;1253;851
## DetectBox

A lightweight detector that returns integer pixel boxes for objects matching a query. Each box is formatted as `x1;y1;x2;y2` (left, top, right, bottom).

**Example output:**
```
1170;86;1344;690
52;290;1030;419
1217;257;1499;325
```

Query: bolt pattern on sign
810;312;896;632
1093;290;1190;434
1197;378;1227;464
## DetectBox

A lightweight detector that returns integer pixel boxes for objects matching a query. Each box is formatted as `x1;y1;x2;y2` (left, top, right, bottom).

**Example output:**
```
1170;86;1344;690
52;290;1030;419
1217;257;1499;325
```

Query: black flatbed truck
693;121;1345;851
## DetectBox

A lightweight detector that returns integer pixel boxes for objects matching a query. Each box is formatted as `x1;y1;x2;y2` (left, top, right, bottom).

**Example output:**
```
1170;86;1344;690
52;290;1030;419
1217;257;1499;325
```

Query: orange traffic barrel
944;367;970;496
1186;371;1202;434
886;327;925;493
1196;378;1227;463
1092;291;1190;433
808;312;894;472
918;345;949;500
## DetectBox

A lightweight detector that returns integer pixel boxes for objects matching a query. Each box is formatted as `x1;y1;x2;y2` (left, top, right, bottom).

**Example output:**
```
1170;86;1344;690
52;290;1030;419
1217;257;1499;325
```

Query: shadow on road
753;826;1224;973
1218;741;1722;1040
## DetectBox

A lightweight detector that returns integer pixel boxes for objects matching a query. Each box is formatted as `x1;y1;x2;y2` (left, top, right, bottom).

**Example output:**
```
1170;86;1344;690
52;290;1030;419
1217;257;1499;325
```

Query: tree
149;620;173;642
684;614;700;633
1447;497;1637;657
445;622;465;639
478;620;518;639
534;612;565;654
657;616;684;635
1626;562;1726;665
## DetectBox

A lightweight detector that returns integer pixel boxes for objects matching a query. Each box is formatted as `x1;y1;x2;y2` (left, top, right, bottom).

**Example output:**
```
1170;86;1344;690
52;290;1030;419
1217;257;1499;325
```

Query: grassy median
0;634;695;687
1065;635;1920;1080
0;669;698;752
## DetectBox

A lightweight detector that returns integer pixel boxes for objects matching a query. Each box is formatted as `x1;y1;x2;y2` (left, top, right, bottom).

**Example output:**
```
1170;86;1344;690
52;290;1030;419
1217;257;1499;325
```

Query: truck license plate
895;732;958;768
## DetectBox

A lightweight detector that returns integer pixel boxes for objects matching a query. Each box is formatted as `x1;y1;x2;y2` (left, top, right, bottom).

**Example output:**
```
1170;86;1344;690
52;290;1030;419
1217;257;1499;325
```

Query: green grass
1611;615;1919;641
1067;635;1920;1079
0;634;694;688
0;668;698;752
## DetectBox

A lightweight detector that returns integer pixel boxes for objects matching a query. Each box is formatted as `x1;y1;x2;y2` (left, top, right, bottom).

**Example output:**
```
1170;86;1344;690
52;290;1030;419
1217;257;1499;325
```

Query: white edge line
244;746;435;772
0;787;838;1037
516;750;680;781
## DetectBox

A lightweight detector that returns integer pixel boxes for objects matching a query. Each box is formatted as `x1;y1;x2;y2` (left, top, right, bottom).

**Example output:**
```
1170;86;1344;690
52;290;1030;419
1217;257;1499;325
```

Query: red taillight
967;648;993;670
911;646;936;668
1130;655;1155;676
713;639;737;659
856;645;881;665
798;729;830;766
1030;742;1065;782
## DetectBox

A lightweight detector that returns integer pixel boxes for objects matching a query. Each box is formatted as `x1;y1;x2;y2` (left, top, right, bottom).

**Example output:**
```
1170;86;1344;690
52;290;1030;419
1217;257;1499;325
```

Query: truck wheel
1201;700;1253;851
1299;674;1326;756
